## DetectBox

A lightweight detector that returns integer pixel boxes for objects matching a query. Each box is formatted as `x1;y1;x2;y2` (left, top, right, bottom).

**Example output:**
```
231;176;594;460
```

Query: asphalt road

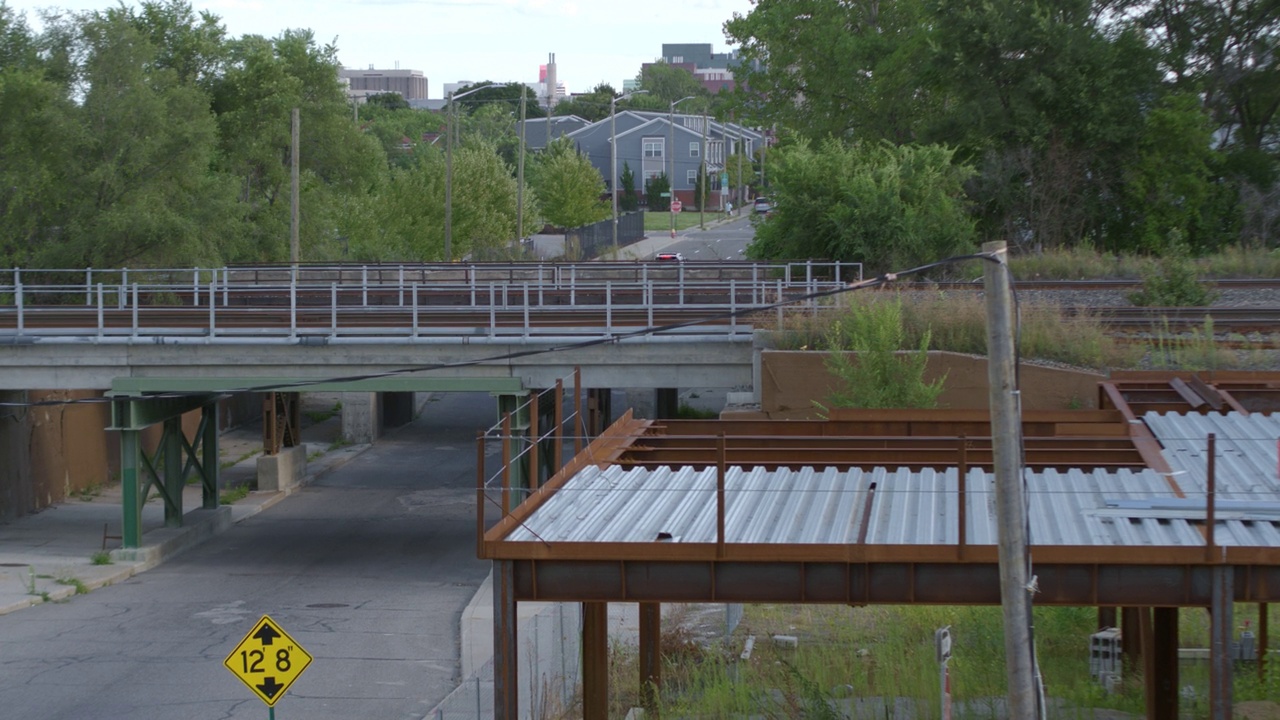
0;393;497;720
663;213;757;261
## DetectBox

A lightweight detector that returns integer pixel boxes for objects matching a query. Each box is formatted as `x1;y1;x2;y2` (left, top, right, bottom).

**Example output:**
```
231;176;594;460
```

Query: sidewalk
0;409;368;616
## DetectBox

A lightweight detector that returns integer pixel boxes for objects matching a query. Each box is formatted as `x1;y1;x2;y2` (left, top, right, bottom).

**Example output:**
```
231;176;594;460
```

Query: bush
1129;253;1217;307
818;298;945;410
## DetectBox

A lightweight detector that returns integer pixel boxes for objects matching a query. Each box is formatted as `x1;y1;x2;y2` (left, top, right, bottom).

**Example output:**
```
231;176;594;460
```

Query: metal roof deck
1144;411;1280;501
503;465;1280;549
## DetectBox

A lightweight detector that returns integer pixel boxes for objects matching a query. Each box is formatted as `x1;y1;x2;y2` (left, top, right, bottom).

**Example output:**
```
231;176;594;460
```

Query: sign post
225;615;313;716
936;626;953;720
670;200;683;236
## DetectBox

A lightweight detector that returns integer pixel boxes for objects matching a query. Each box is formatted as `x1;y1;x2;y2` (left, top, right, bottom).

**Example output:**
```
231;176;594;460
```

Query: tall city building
340;66;428;100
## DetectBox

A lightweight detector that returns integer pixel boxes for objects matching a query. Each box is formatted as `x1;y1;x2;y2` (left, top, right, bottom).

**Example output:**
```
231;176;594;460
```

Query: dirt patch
1237;701;1280;720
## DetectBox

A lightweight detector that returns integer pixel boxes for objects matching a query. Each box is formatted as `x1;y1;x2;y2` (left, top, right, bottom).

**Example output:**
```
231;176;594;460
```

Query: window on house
687;169;698;184
689;142;700;158
643;138;664;158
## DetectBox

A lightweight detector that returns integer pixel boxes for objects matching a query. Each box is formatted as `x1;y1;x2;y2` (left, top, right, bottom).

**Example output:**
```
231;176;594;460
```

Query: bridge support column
583;602;609;720
639;602;662;712
341;392;382;444
494;560;518;720
1209;567;1234;720
586;389;612;436
1143;607;1179;720
655;388;679;419
497;394;530;503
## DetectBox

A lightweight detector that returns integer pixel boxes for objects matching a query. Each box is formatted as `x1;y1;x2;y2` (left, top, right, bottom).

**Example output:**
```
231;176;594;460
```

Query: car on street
656;252;684;262
753;197;774;214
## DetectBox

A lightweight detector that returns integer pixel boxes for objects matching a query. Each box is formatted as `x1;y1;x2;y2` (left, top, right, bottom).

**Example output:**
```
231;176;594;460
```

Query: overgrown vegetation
817;298;945;410
218;483;251;505
1128;248;1219;307
606;603;1279;717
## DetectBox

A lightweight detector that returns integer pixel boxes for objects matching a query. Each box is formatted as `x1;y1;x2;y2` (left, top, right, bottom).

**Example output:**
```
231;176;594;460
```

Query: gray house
516;115;591;152
561;111;764;209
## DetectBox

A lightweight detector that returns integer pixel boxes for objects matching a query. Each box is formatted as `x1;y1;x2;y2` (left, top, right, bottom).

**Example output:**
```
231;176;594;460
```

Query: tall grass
983;246;1280;281
611;602;1279;718
775;292;1140;371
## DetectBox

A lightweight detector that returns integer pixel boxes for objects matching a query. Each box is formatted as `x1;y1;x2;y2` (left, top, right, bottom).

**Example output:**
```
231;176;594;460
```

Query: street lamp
668;95;697;239
610;89;648;256
445;83;495;262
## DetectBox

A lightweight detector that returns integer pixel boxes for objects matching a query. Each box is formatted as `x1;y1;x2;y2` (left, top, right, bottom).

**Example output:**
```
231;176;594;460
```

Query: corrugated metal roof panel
1144;412;1280;502
505;463;1280;549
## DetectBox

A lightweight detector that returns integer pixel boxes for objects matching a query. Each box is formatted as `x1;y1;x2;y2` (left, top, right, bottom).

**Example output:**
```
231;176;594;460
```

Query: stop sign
671;200;683;212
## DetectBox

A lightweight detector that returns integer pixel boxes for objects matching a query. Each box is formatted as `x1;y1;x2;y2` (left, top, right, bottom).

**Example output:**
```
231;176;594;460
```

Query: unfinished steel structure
479;372;1280;720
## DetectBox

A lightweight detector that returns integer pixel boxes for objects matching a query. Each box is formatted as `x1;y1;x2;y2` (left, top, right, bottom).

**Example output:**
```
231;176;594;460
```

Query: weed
818;297;944;410
219;483;251;505
675;405;718;419
75;483;103;502
57;578;89;595
304;402;342;425
90;551;113;566
219;449;260;471
327;437;352;451
1129;247;1218;307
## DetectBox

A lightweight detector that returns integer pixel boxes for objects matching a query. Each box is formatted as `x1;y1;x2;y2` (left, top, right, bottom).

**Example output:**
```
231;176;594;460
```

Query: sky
8;0;755;98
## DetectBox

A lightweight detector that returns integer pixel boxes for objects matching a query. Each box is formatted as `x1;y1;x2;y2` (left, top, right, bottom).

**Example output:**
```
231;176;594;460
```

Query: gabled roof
613;116;706;143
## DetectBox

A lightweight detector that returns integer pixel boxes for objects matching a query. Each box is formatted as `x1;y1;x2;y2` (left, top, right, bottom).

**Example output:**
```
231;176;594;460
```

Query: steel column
1260;603;1269;684
201;402;219;509
497;394;529;502
583;602;609;720
639;602;662;712
120;429;142;548
494;561;518;720
1210;566;1234;720
1143;607;1178;720
163;417;184;527
1122;607;1144;667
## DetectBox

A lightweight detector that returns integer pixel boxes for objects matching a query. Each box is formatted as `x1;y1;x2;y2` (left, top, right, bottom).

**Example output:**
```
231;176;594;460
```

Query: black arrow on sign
257;677;284;699
253;623;282;646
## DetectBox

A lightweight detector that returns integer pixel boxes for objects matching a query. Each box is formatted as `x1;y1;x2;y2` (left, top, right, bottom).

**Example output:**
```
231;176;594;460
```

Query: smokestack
545;52;557;111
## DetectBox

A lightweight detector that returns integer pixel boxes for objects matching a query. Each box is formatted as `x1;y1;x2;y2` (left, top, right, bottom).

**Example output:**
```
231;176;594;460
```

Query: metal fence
565;212;644;260
427;602;581;720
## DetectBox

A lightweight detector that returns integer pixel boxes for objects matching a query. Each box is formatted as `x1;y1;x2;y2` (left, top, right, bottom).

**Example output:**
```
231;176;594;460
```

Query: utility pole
733;111;742;215
516;87;527;253
290;107;300;265
444;91;454;262
610;90;647;256
982;240;1040;720
669;96;695;238
699;110;708;230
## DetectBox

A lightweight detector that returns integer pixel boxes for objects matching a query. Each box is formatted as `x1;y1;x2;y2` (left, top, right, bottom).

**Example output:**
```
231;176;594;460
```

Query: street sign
224;615;313;707
671;200;683;213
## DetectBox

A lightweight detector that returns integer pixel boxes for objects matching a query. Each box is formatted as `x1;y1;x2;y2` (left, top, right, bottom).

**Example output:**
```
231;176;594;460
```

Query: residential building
527;111;763;209
340;67;428;100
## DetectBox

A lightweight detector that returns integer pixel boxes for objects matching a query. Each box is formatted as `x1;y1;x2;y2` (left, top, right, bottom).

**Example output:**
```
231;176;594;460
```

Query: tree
452;81;546;118
530;138;608;229
366;92;409;111
552;83;617;122
724;0;936;142
210;29;385;262
619;162;639;212
746;140;977;272
644;173;671;212
819;299;945;410
637;61;707;104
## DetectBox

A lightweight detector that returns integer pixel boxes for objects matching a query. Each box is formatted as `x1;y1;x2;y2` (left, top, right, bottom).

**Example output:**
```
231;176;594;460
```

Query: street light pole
700;110;708;231
610;89;648;256
669;95;696;239
516;87;527;254
444;83;495;262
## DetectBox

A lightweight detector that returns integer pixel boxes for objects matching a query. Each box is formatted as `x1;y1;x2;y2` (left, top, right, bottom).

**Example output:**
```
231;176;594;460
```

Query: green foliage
365;92;408;111
692;165;706;211
644;173;670;212
619;162;639;212
551;83;617;122
637;61;708;104
747;139;977;273
90;551;113;566
819;298;945;410
530;137;606;230
451;81;545;119
1129;245;1219;307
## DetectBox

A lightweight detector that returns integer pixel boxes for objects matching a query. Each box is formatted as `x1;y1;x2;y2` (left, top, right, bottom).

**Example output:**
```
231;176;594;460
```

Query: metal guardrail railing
0;263;861;341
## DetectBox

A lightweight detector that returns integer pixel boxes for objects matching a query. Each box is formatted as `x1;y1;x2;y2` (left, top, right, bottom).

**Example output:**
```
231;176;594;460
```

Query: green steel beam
201;404;219;509
121;430;141;548
110;392;217;431
111;376;525;395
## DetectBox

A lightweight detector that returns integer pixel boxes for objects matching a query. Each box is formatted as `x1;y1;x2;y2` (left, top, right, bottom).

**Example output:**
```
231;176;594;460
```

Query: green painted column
202;403;219;509
121;430;142;548
496;394;530;502
164;417;184;527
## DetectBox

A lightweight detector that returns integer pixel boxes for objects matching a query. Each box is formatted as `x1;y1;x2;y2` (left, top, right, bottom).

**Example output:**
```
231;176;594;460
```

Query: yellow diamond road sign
224;615;313;707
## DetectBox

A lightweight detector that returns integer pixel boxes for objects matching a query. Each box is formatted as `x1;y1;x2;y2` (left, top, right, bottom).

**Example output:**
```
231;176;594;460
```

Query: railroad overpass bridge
1;262;856;545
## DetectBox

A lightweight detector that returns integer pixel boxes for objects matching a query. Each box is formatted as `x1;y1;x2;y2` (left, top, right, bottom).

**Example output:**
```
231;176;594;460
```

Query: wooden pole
982;240;1039;719
290;108;300;264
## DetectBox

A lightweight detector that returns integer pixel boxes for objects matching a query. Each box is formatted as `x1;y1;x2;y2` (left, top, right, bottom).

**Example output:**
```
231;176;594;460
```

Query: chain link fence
427;602;581;720
564;212;644;260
